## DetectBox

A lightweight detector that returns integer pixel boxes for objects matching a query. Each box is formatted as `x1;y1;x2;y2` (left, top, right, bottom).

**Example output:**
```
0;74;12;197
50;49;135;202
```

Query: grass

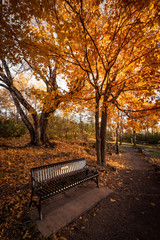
136;144;160;158
120;142;160;158
136;144;160;166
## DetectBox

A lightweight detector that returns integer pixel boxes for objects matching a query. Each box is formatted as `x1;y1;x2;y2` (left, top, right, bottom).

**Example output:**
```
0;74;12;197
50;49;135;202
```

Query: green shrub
0;118;26;137
122;131;160;144
47;115;95;140
106;130;114;141
122;132;132;143
136;133;160;144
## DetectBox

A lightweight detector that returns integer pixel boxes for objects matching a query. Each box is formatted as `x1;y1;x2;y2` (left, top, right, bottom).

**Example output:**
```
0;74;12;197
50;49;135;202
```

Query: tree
0;0;83;145
0;59;58;145
42;0;158;165
1;0;159;160
118;87;160;142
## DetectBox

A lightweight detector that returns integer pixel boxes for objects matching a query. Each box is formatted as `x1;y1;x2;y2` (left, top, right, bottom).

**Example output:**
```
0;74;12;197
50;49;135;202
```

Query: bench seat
35;169;99;200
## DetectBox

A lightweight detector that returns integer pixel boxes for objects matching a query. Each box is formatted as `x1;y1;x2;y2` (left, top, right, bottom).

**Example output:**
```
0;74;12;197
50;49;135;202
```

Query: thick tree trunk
95;94;101;165
40;112;50;145
32;113;41;145
100;103;107;166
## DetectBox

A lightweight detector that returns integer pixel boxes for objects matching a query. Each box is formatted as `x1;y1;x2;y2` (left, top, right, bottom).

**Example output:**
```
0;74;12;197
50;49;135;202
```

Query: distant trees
0;0;159;164
47;114;95;140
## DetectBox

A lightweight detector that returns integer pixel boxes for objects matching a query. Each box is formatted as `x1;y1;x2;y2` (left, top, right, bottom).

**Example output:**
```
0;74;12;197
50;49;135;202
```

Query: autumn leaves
0;0;159;164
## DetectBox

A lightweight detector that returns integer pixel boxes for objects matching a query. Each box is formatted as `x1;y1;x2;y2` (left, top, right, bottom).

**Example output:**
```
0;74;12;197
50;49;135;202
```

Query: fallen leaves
84;218;88;222
7;161;11;166
150;203;155;206
0;138;99;239
107;159;125;169
22;230;32;239
118;181;123;186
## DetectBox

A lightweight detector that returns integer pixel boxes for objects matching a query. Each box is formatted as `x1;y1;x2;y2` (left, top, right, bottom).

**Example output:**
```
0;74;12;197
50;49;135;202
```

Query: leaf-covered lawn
0;137;133;239
0;136;98;240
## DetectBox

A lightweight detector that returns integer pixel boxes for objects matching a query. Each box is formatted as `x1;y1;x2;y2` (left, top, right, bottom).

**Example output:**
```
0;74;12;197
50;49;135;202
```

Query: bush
122;131;160;145
0;118;26;137
122;132;132;143
106;130;114;141
136;133;160;145
47;115;95;140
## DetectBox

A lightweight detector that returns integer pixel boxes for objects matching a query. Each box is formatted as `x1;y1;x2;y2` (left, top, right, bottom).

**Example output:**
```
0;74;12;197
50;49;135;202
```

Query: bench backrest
30;158;87;184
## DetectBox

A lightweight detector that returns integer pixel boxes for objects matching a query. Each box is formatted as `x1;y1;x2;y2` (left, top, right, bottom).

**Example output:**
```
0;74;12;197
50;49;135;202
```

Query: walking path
58;145;160;240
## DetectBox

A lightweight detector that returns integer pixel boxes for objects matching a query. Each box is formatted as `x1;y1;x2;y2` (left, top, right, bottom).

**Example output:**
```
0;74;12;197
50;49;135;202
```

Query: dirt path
58;145;160;240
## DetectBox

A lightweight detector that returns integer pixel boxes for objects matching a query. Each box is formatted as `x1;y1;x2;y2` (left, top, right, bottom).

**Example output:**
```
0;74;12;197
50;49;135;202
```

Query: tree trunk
119;113;123;145
40;112;50;145
100;103;107;166
80;113;84;139
119;131;122;145
11;91;35;144
133;130;136;146
10;85;41;145
95;94;101;165
31;113;41;145
115;128;119;154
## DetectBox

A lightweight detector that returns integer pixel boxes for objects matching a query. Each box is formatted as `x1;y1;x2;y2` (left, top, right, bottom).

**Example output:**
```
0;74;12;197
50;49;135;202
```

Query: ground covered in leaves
0;136;160;240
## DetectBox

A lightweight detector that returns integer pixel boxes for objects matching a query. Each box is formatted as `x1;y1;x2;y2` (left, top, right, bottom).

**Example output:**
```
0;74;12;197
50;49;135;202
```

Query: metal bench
29;158;99;220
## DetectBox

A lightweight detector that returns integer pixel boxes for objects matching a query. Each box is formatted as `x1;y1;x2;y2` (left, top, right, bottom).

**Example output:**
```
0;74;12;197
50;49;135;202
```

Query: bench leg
29;192;42;220
29;200;32;208
29;190;37;208
38;199;42;221
96;176;100;188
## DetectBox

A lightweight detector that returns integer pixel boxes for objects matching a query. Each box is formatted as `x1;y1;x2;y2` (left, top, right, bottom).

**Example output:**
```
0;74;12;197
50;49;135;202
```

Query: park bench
29;158;99;220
